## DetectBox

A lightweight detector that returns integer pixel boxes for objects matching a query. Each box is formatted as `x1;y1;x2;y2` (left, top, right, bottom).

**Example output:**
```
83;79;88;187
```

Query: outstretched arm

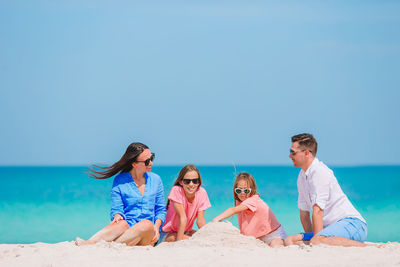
212;204;248;222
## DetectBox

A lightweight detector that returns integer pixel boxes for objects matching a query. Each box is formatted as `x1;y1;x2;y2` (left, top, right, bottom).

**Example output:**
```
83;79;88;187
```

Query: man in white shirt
284;133;368;247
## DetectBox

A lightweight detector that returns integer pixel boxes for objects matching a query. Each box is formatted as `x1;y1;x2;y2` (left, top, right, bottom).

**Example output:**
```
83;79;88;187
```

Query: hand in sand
151;226;160;246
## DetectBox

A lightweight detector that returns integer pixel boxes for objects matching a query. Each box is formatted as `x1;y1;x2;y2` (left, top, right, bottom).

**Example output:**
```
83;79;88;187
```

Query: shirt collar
127;171;149;181
304;157;319;177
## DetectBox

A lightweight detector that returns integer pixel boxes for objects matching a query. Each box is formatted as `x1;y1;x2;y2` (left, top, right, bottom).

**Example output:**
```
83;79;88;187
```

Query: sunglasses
289;149;305;156
234;188;251;195
182;178;200;185
136;153;155;166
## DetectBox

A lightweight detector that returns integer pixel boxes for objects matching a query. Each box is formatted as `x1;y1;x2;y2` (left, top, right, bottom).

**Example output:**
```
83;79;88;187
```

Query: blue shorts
316;217;367;242
155;230;168;246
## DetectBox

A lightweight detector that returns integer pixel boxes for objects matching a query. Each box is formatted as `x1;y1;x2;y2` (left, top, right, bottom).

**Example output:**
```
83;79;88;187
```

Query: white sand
1;222;399;267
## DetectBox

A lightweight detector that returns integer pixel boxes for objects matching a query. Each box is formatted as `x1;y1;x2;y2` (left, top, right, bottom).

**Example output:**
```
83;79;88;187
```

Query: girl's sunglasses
136;153;155;166
182;178;200;185
235;188;251;195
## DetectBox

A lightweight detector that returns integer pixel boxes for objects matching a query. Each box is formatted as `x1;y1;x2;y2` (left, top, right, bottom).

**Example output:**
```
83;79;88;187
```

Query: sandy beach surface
1;222;399;267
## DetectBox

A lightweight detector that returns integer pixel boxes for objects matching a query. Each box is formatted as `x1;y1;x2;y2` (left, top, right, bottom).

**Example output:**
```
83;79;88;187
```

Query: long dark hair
166;164;202;209
88;142;149;179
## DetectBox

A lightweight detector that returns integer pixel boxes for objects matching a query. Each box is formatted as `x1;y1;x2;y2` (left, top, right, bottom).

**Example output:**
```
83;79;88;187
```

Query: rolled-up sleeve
154;178;166;224
308;171;330;210
298;192;309;211
297;178;309;211
110;185;126;221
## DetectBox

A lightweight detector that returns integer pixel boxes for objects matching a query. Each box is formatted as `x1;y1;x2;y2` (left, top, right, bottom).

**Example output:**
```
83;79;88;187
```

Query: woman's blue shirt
110;172;166;227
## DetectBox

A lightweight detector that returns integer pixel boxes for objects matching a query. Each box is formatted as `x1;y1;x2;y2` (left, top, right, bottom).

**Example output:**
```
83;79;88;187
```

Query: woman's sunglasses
235;188;251;195
182;178;200;185
136;153;155;166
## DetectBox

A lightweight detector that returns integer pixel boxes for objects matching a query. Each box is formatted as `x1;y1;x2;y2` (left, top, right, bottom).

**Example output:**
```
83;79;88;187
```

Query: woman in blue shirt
76;142;167;246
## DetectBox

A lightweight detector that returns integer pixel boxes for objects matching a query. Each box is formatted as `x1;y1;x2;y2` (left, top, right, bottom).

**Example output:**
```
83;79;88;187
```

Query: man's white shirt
297;158;366;227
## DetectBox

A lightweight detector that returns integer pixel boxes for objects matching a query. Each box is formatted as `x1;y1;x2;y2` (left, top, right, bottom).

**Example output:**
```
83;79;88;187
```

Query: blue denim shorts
316;217;368;242
155;230;168;246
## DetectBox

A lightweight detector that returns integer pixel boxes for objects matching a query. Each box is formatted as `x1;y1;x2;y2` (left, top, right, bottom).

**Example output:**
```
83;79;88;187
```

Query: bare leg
115;219;155;246
164;232;191;242
269;238;284;248
165;233;177;242
285;234;309;246
186;230;196;236
310;235;367;247
76;220;129;246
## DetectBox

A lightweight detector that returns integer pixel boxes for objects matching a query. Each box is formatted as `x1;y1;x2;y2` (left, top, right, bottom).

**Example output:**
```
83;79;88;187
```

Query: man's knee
284;236;294;246
284;234;302;246
310;235;325;245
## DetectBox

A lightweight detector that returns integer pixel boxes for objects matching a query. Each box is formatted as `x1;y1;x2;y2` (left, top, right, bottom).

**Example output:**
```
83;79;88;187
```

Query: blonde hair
233;172;258;203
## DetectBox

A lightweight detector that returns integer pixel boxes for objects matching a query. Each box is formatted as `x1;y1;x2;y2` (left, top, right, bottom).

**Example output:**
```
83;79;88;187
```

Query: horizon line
0;164;399;168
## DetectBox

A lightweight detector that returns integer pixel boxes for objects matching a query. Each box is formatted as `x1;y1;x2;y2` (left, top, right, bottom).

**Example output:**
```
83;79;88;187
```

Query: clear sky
0;1;399;166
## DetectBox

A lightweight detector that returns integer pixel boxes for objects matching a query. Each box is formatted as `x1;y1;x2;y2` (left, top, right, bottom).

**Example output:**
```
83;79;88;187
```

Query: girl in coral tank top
213;172;286;247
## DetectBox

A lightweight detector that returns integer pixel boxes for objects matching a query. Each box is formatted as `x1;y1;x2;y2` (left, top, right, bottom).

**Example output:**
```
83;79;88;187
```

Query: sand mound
1;222;400;267
158;221;267;248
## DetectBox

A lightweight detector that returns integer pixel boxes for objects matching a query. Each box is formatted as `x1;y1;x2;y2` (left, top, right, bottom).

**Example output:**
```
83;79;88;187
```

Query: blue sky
0;1;399;166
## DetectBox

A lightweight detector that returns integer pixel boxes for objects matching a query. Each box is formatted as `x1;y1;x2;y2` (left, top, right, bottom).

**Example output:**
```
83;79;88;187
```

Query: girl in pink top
161;164;211;242
213;172;286;247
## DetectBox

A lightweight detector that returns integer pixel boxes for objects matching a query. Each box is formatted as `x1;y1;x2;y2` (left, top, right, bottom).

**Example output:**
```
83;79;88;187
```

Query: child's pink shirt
238;195;281;238
162;185;211;233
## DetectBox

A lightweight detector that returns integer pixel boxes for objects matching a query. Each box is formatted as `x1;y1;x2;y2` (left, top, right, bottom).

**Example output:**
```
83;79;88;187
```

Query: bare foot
364;242;385;248
75;237;85;246
376;243;386;248
75;237;96;246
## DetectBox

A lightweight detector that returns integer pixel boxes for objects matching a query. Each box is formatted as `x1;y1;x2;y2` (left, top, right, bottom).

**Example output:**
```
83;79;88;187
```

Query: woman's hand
151;225;160;245
112;213;123;224
151;219;162;245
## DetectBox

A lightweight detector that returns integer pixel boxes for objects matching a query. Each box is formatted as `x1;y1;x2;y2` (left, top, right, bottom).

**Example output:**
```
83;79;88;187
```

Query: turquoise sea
1;165;399;244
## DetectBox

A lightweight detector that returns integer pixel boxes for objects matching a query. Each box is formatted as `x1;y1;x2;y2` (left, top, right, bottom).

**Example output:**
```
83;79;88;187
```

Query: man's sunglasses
182;178;200;185
289;149;306;156
234;188;251;195
136;153;155;166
